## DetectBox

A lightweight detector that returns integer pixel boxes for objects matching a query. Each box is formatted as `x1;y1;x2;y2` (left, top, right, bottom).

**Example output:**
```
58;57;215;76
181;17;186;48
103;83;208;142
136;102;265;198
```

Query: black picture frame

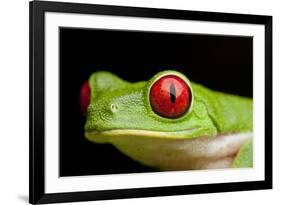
29;0;272;204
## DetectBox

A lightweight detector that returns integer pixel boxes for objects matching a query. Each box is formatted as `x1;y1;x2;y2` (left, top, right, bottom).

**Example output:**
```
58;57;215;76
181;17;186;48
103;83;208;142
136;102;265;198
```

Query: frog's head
81;70;217;143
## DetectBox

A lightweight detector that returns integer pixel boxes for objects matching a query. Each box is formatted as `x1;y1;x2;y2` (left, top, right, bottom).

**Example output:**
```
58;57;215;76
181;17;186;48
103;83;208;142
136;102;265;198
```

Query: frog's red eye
150;75;192;118
80;81;91;115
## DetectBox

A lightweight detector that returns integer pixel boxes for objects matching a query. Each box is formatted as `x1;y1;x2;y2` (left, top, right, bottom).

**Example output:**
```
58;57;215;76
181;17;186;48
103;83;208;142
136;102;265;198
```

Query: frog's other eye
80;81;91;115
149;75;192;118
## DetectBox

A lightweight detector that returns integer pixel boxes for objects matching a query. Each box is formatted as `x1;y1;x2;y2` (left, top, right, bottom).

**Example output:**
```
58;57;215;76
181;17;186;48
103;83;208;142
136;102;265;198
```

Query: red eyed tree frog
80;70;253;170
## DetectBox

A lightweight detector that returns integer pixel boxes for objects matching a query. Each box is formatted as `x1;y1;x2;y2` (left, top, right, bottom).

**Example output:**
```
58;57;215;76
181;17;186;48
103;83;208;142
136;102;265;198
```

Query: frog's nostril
110;104;118;113
80;81;91;115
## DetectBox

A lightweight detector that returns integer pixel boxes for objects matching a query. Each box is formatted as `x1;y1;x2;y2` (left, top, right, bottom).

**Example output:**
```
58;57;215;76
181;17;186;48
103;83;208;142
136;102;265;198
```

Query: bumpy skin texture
84;70;253;170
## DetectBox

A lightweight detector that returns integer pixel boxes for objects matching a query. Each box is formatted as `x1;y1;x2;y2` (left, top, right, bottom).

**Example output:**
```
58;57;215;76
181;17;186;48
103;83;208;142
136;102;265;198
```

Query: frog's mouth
85;129;252;170
85;128;202;142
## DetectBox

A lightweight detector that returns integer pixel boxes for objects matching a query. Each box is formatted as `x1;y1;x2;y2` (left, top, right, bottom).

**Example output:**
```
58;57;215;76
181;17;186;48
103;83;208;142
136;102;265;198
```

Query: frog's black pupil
170;83;176;103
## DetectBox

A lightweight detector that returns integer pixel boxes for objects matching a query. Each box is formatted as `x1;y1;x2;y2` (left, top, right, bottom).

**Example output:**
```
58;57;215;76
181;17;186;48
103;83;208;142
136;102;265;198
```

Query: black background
59;27;252;176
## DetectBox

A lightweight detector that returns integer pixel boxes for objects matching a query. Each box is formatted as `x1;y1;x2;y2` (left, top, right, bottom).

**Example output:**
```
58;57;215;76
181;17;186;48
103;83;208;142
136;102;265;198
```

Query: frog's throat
85;130;252;170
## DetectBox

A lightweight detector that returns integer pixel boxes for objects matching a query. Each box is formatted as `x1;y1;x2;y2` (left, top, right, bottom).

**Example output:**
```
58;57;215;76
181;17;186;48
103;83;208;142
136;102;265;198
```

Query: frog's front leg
232;138;253;168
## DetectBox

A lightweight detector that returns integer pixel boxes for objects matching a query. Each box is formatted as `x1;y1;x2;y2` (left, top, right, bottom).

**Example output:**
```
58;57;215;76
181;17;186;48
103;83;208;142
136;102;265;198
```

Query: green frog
80;70;253;170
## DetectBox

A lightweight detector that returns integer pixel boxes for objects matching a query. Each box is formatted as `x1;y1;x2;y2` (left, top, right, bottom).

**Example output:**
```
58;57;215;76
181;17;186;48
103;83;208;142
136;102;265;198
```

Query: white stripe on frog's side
86;130;252;170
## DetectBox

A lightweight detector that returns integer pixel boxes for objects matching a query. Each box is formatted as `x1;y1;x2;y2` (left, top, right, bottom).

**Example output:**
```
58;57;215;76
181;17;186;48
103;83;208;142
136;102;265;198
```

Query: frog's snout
85;99;119;131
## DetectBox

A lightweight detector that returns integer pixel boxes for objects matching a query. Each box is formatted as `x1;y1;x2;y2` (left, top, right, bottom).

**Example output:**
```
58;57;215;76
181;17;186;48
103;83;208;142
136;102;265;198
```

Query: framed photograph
29;0;272;204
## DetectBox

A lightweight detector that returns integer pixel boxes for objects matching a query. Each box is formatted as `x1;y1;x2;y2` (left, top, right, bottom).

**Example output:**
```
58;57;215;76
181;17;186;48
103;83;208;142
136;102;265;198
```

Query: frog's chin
85;129;252;170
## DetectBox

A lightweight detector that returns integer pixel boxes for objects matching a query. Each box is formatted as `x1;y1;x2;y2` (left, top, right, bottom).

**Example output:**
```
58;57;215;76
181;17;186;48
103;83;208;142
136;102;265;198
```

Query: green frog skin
81;70;253;171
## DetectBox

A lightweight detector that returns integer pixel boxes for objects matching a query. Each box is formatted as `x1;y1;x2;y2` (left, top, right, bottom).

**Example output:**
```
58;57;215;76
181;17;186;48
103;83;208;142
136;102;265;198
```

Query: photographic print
29;1;272;204
60;28;253;176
